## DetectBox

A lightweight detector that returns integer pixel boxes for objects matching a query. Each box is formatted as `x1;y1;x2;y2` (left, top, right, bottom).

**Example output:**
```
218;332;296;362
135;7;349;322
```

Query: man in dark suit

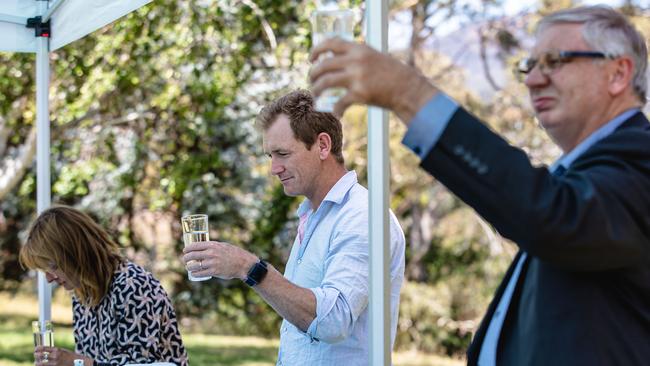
309;5;649;365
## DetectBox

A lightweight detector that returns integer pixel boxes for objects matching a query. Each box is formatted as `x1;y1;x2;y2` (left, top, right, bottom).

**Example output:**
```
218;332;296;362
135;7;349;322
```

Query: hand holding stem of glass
32;320;54;347
181;214;211;282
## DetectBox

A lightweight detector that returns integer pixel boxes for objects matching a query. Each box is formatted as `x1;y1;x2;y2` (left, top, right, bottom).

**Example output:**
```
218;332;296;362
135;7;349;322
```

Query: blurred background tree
1;0;648;359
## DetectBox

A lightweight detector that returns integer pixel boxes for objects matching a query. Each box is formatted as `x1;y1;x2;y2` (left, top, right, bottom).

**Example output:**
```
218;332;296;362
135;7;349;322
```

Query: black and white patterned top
73;261;189;366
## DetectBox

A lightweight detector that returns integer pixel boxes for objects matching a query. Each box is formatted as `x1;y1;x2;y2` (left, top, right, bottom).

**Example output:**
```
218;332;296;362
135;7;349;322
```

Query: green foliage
3;0;648;359
397;282;472;356
0;0;307;321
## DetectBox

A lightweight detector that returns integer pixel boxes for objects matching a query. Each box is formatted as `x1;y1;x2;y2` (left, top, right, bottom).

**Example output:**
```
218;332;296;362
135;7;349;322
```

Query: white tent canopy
0;0;151;326
1;0;151;52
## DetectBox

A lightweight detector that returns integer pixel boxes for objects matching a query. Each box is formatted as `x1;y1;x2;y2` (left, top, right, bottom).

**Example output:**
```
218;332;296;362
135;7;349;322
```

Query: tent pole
42;0;66;23
0;13;27;25
36;0;52;325
367;0;390;365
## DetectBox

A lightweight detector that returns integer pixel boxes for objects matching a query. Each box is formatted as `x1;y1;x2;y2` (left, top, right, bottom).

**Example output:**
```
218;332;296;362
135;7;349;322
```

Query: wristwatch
244;260;268;286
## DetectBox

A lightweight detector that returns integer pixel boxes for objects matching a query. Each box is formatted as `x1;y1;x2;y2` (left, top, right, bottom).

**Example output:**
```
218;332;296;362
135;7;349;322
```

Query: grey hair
537;5;648;103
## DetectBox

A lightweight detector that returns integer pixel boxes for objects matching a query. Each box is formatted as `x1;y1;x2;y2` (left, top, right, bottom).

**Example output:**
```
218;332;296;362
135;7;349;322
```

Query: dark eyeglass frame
516;50;616;75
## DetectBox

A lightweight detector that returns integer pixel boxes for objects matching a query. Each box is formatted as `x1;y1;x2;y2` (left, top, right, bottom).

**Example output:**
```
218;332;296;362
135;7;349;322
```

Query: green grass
0;293;462;366
0;288;282;366
181;334;279;365
0;314;75;366
0;313;279;366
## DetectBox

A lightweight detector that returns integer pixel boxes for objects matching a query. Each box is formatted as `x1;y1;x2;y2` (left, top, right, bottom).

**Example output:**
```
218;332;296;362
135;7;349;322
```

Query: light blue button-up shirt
276;170;406;366
402;92;640;365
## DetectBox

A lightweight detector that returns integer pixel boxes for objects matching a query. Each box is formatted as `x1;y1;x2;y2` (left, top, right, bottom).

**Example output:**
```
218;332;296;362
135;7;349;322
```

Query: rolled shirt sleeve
306;229;370;343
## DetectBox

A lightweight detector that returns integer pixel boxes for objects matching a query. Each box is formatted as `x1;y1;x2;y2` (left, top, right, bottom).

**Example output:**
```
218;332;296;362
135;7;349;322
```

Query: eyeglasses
516;50;616;76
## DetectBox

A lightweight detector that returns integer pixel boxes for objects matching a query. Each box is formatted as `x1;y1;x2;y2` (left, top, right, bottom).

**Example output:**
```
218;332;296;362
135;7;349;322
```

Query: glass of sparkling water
181;214;211;282
32;320;54;347
311;0;355;112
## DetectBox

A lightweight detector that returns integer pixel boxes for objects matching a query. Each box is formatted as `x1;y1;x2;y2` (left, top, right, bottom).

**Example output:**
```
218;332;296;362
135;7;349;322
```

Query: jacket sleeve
417;107;650;271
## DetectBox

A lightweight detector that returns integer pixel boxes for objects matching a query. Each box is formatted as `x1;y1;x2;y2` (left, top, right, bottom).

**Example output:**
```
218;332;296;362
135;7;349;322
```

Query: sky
384;0;650;100
388;0;649;50
503;0;610;13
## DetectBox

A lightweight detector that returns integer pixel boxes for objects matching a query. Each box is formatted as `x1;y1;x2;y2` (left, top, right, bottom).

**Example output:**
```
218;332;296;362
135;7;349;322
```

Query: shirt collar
552;108;640;171
297;170;357;216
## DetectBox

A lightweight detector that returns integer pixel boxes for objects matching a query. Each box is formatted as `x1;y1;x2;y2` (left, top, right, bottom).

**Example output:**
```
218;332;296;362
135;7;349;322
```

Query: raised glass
311;0;355;112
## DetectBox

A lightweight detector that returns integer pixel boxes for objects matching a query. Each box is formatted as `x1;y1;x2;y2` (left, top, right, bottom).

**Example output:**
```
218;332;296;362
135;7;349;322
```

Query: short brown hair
19;206;123;306
256;89;345;164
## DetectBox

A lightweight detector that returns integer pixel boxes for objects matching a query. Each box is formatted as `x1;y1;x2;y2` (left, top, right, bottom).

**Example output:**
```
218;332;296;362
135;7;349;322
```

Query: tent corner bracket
26;16;51;38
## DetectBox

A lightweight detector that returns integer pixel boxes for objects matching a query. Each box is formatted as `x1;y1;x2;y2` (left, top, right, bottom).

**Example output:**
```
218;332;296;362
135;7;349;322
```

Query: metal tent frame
0;0;151;328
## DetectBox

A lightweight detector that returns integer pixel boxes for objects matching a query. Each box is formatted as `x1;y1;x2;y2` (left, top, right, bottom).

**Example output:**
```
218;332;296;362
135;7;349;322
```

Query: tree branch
239;0;277;50
475;214;507;256
478;24;502;91
0;96;30;156
0;126;36;199
0;120;10;157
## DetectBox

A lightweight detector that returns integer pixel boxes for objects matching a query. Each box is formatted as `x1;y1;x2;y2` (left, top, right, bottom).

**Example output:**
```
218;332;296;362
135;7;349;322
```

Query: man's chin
536;112;558;131
282;187;299;197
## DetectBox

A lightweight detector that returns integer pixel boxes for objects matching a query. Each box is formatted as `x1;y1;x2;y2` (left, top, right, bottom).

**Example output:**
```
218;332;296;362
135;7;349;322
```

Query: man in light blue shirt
183;90;405;365
309;5;650;366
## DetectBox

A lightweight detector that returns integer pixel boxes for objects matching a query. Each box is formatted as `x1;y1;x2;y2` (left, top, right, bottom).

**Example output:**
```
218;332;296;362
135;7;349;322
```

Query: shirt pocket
293;245;326;288
295;259;323;288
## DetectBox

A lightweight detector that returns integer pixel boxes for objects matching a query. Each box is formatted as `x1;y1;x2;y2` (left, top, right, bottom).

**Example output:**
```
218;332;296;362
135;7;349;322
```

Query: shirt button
297;259;302;264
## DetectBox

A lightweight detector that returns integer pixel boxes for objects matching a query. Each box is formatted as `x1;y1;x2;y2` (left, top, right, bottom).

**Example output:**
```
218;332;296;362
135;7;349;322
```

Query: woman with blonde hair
20;205;188;366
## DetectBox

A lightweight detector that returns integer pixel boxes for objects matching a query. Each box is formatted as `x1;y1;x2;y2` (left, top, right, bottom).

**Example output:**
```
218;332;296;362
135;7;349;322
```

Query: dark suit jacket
418;108;650;365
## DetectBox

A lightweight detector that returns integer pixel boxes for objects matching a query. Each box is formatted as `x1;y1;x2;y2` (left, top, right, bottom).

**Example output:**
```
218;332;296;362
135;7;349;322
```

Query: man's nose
524;65;549;89
270;160;284;175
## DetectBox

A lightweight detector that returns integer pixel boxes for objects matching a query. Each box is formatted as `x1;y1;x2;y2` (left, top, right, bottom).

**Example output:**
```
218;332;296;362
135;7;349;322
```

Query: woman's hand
34;346;93;366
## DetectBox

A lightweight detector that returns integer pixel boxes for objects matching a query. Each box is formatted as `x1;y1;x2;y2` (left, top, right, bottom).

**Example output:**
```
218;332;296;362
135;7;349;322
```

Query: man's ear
608;56;635;97
317;132;332;160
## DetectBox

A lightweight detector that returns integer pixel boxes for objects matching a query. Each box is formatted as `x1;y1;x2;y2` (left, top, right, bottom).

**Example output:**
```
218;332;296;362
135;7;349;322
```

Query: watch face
246;260;268;286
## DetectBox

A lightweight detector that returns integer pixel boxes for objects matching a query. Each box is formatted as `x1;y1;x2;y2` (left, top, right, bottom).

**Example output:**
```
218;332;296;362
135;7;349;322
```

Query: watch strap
244;260;268;286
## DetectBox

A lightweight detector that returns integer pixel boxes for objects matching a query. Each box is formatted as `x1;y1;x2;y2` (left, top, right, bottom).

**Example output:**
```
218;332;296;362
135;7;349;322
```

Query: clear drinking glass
32;320;54;347
181;214;211;282
311;0;355;112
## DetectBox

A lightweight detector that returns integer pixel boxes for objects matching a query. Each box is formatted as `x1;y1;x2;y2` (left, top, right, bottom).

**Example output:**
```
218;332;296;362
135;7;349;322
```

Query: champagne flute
181;214;211;281
32;320;54;363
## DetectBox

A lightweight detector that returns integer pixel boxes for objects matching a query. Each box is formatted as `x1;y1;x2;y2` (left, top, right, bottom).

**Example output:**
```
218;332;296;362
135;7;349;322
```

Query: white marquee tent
1;0;393;364
0;0;151;332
